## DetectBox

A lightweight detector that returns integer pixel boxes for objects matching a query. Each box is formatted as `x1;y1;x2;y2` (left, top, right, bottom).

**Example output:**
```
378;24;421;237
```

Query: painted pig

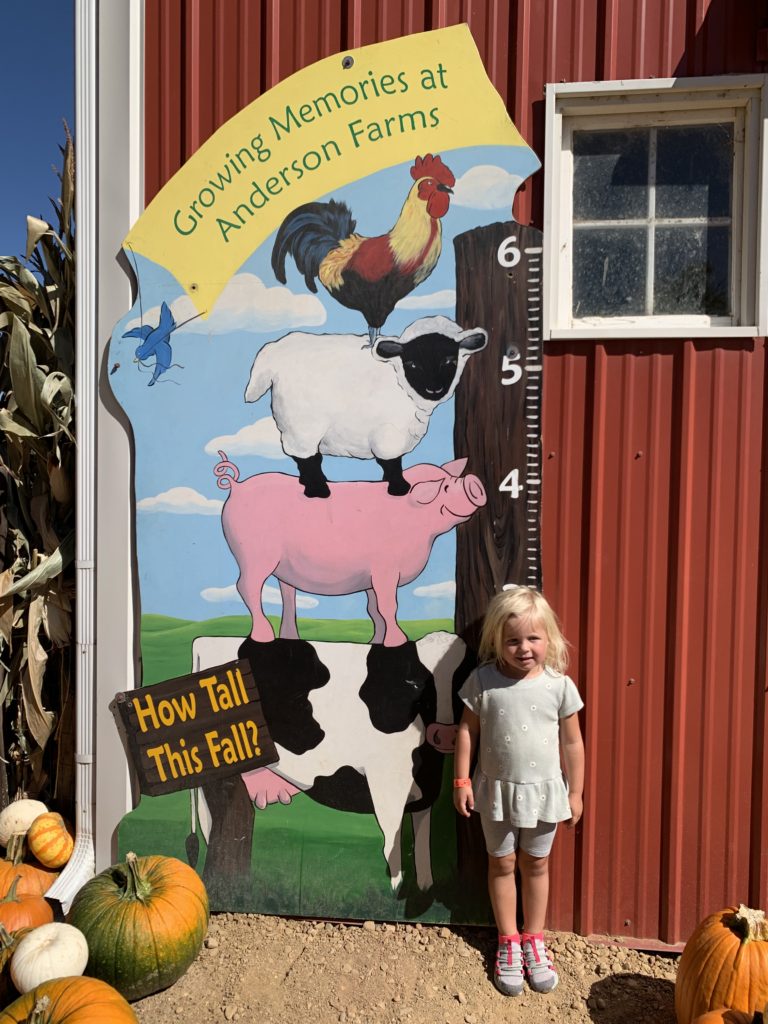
214;454;487;646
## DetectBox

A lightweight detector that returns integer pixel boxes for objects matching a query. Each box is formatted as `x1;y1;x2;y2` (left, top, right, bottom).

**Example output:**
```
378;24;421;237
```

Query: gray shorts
481;816;558;858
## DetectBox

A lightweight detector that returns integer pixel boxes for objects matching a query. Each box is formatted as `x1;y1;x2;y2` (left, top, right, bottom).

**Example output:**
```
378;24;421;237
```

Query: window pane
656;124;733;219
573;228;647;317
573;130;649;221
654;226;730;315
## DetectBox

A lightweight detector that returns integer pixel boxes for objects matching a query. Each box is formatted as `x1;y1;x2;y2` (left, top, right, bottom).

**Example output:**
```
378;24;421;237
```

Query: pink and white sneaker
521;932;559;993
494;933;524;996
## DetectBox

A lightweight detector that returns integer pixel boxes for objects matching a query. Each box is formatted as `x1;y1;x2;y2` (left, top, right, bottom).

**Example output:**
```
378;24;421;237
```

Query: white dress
459;664;584;827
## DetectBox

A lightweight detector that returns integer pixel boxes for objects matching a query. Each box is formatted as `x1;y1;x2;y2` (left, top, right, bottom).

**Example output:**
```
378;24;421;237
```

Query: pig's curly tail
214;450;240;490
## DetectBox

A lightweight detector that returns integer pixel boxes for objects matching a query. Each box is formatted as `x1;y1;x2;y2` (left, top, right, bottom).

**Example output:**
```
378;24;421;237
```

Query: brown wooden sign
111;659;279;796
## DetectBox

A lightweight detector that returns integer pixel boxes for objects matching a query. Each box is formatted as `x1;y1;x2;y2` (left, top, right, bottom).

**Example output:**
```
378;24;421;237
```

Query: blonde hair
478;587;570;674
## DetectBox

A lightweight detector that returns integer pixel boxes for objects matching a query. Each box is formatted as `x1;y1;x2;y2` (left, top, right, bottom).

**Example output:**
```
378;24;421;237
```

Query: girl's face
500;615;548;679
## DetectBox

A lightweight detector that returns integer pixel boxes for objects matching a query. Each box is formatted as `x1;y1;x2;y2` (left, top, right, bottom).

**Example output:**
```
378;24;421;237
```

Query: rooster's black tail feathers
271;200;356;293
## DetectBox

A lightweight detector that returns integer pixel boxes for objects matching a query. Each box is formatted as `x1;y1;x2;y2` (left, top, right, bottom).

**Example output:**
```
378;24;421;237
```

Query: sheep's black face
394;332;459;401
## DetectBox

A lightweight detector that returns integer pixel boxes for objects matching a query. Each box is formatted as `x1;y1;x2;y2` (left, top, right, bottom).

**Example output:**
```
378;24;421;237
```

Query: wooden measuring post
452;220;545;895
453;221;544;648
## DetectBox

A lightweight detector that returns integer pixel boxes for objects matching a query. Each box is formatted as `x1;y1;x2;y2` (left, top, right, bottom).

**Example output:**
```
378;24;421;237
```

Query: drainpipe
46;0;97;908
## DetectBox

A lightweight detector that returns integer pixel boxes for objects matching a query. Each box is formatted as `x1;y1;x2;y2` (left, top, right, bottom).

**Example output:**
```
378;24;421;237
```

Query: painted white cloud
262;585;319;609
396;289;456;311
137;487;223;515
125;272;326;336
200;585;241;603
451;165;524;210
412;581;456;599
204;418;287;460
201;583;317;609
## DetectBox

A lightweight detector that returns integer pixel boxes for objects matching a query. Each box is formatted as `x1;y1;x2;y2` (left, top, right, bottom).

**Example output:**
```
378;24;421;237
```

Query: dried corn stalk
0;131;75;807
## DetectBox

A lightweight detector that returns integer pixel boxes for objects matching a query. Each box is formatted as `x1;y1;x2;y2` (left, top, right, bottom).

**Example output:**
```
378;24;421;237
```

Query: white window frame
544;76;768;339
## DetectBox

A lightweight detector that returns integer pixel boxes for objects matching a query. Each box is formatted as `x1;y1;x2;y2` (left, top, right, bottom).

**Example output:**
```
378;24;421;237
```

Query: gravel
133;915;679;1024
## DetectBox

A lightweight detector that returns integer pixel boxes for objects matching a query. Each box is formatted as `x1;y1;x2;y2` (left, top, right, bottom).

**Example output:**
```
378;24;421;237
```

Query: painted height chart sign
109;23;543;920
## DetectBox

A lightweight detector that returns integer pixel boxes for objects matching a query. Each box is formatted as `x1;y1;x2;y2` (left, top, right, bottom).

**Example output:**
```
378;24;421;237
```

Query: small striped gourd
26;813;74;870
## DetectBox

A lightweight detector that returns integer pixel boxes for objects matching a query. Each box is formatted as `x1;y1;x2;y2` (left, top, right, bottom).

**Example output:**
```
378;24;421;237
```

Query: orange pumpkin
67;852;209;1001
26;813;74;870
676;905;768;1024
0;834;58;898
0;877;54;932
0;976;138;1023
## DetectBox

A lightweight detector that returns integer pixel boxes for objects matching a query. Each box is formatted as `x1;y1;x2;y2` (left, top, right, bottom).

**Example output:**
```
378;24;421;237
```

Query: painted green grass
119;768;489;923
139;614;453;685
118;613;490;923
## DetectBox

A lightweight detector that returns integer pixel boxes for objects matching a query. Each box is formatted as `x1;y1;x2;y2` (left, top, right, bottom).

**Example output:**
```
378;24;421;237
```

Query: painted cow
215;456;487;647
193;631;473;892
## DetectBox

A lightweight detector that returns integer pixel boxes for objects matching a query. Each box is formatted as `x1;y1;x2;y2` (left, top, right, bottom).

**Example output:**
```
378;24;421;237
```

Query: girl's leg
517;833;559;993
481;819;524;996
487;852;518;935
516;849;549;933
488;852;525;997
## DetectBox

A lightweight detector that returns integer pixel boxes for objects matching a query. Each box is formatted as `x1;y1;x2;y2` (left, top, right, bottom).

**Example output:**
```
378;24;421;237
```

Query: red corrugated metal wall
143;0;768;946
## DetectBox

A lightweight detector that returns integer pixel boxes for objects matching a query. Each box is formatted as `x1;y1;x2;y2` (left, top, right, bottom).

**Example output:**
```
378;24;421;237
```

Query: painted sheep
244;315;487;497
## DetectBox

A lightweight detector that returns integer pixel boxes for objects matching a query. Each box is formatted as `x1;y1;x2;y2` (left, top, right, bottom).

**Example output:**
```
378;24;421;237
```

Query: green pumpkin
66;852;208;1001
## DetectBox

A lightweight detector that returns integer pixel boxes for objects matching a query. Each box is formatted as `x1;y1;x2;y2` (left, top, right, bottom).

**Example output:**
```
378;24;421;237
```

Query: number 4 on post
499;469;523;499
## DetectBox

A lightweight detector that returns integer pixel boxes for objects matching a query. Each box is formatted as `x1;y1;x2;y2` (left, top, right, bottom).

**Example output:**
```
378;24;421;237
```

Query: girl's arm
560;712;585;828
453;706;480;817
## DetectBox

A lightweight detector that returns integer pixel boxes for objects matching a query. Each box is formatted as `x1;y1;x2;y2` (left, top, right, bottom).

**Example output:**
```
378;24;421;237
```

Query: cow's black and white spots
237;636;329;754
192;631;473;891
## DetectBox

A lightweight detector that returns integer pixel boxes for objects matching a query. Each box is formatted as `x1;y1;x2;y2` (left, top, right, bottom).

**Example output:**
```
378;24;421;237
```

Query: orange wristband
453;778;472;788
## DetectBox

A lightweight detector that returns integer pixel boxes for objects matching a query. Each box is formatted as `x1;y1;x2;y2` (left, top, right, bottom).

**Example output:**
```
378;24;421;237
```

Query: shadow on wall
521;0;765;229
672;0;765;78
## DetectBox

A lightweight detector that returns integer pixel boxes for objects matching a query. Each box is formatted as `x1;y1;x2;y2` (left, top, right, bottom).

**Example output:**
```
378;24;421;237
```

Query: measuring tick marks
493;233;543;589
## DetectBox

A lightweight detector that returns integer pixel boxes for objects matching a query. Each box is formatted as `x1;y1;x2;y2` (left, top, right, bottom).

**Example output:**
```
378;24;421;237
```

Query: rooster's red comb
410;154;456;188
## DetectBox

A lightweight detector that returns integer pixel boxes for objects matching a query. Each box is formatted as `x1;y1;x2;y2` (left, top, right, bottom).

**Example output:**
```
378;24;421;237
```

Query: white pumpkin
0;800;48;847
10;923;89;993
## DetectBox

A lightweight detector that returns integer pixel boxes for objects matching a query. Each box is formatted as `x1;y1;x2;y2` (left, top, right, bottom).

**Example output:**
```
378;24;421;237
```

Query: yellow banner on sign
125;24;528;315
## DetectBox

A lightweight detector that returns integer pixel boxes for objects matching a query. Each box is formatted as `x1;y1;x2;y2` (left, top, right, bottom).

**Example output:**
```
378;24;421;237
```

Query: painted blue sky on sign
109;143;540;623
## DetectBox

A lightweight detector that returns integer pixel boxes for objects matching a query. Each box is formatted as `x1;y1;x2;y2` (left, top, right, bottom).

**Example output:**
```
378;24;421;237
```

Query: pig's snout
463;474;486;507
425;722;458;753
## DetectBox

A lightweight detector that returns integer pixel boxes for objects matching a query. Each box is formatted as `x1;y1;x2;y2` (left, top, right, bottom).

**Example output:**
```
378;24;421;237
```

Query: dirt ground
133;914;679;1024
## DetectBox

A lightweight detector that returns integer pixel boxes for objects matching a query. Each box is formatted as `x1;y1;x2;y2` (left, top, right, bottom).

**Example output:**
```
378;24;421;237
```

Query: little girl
453;586;584;997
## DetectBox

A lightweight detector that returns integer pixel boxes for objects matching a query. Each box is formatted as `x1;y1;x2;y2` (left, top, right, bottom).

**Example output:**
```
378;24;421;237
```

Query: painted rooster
271;154;455;345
